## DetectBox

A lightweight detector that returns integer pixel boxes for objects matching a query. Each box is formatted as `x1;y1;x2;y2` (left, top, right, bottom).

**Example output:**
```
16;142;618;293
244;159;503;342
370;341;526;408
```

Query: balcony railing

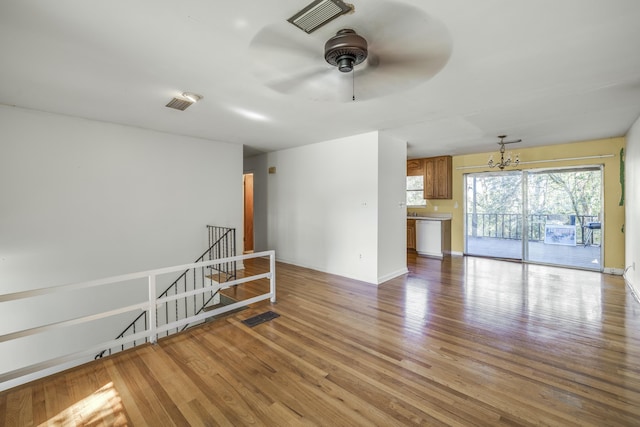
466;213;600;244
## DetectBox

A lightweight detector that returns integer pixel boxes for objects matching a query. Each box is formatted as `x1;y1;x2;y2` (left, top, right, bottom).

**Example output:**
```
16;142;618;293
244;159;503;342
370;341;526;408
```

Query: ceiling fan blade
337;1;445;48
361;48;450;79
249;22;333;94
249;24;322;63
265;66;334;95
339;2;452;101
249;1;453;102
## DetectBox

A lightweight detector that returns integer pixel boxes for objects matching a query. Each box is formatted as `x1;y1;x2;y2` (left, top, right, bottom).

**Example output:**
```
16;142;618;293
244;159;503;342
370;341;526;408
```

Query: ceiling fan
248;1;453;102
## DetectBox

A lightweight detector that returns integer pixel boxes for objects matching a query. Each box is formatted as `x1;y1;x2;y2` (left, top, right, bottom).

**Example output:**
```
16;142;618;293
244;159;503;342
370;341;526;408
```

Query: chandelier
488;135;521;170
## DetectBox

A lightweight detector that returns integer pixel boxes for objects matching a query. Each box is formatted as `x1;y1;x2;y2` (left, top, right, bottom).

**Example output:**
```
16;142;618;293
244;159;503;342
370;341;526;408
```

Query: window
407;176;427;206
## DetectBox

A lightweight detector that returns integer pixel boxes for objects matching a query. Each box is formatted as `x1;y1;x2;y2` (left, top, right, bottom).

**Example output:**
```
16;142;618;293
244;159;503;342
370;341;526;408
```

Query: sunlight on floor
41;382;127;426
404;282;428;320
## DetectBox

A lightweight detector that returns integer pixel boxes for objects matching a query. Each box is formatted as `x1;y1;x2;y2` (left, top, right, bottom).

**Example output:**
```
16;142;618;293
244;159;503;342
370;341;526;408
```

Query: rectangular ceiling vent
165;97;193;111
288;0;353;34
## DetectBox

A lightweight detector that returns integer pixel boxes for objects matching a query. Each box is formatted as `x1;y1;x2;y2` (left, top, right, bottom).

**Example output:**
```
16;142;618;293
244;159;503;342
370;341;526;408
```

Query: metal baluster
97;226;238;359
181;275;186;333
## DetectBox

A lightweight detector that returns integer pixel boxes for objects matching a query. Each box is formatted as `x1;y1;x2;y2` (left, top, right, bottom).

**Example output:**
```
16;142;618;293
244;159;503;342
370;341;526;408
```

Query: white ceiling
1;0;640;158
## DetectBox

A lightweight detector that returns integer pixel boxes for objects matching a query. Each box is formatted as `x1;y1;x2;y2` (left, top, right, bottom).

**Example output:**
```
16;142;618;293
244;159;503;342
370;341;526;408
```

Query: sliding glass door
464;166;603;270
465;171;523;260
525;167;602;269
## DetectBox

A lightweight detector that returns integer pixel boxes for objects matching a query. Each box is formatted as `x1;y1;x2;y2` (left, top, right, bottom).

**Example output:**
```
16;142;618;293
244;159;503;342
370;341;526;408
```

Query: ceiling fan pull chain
352;69;355;101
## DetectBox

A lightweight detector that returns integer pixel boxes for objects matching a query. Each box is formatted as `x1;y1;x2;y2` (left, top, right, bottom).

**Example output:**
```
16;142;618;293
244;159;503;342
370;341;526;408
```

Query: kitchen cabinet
407;219;416;250
407;159;424;176
424;156;452;199
416;219;451;258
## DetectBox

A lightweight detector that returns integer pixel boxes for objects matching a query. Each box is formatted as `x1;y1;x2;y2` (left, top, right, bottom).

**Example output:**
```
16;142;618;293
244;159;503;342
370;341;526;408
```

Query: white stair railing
0;250;276;392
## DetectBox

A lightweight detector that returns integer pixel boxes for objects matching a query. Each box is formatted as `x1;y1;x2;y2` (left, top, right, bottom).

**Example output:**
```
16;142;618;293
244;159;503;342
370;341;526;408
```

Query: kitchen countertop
407;214;452;221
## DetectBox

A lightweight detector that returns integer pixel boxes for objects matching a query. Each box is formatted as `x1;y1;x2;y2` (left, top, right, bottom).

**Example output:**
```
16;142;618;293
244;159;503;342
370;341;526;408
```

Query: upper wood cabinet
424;156;452;199
406;159;424;176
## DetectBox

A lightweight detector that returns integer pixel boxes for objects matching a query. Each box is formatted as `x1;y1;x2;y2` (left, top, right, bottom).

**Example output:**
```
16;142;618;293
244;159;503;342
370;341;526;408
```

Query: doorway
464;166;603;270
465;171;523;260
243;173;254;253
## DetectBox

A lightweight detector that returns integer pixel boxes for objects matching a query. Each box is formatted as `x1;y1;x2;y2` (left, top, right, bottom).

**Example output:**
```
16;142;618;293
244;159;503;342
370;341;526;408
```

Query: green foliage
466;169;602;239
529;169;601;219
467;173;522;214
619;148;625;206
406;176;426;206
468;169;601;217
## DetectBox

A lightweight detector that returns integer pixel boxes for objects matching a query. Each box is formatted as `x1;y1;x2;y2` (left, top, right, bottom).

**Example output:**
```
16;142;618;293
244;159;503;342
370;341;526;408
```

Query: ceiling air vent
165;98;193;111
288;0;353;34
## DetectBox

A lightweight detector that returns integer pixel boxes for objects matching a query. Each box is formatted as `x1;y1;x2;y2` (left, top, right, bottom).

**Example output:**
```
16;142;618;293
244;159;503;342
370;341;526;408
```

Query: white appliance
416;219;447;258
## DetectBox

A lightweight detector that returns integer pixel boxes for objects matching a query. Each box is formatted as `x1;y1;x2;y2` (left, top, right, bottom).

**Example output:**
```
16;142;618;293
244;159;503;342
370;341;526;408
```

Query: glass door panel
465;171;523;260
526;168;602;270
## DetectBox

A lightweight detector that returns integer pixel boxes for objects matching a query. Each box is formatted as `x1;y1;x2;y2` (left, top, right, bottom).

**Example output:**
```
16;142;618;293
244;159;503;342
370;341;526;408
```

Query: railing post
269;251;276;303
148;275;157;344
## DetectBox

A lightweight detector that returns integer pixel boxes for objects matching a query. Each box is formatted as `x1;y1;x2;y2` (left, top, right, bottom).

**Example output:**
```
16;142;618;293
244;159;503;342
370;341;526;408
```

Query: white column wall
266;132;380;284
625;116;640;298
377;133;409;283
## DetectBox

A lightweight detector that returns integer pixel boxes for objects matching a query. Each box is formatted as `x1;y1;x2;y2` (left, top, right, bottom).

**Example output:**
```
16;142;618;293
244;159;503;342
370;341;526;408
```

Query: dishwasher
416;219;443;258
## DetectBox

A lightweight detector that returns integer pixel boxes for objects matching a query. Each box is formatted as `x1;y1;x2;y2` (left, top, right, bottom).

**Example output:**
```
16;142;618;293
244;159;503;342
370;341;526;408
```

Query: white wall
0;106;243;290
262;131;406;284
377;133;409;282
625;116;640;298
0;105;243;375
265;132;379;283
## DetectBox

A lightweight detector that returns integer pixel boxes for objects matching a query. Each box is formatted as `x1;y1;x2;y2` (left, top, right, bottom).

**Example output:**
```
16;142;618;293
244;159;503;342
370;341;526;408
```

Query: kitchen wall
409;137;626;272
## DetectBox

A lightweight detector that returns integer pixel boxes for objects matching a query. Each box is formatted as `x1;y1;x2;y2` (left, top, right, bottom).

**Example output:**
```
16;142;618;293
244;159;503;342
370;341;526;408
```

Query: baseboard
603;267;624;275
450;251;464;257
275;256;388;286
628;284;640;304
377;268;409;285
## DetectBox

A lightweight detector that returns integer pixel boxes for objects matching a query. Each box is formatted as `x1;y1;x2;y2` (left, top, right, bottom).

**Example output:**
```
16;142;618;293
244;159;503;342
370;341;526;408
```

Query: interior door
243;173;254;253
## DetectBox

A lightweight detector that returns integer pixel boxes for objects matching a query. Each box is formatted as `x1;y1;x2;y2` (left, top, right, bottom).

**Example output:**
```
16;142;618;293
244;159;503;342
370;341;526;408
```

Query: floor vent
242;311;280;327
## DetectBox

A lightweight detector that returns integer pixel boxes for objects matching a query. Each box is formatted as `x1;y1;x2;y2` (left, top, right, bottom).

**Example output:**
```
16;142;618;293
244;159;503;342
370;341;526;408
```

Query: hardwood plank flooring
2;254;640;426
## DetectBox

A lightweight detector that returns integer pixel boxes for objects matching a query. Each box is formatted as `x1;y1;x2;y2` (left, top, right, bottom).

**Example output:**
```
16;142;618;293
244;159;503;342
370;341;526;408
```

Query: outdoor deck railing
467;213;600;244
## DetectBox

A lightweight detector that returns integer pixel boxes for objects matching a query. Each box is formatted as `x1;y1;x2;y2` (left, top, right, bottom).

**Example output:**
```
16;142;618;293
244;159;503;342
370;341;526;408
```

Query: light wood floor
2;254;640;426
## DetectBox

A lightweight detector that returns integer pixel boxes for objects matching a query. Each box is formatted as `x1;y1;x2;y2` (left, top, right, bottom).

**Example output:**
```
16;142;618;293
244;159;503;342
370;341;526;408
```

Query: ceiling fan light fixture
336;54;356;72
324;29;368;72
287;0;353;34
